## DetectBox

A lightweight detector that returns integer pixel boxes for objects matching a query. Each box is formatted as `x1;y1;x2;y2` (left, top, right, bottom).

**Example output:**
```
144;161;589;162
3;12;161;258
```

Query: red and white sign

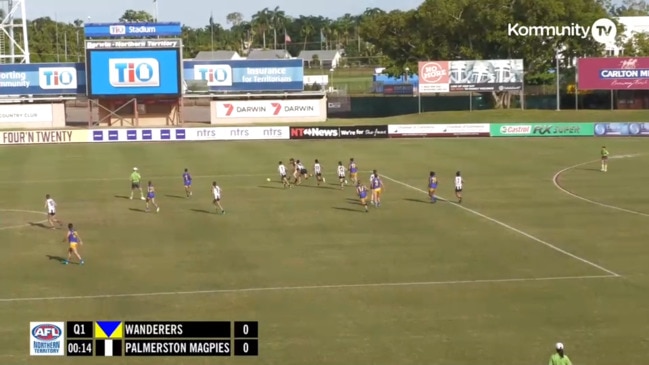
388;124;489;137
418;61;450;93
185;126;289;140
214;100;321;118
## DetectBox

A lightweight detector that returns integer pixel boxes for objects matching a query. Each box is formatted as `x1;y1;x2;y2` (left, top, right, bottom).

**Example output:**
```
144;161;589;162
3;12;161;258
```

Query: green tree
119;10;154;23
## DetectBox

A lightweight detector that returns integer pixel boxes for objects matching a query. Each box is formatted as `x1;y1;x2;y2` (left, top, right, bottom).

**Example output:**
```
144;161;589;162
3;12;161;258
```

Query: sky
20;0;424;28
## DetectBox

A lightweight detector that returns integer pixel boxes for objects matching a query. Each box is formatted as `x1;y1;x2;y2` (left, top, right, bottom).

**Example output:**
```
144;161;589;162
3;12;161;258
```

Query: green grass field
1;136;649;365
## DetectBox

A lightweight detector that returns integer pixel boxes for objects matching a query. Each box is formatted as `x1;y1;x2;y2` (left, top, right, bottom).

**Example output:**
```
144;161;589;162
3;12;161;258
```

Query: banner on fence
289;126;388;139
0;130;89;145
490;123;594;137
0;63;86;95
183;59;304;93
87;47;182;97
91;127;289;142
327;96;351;114
214;100;321;119
0;104;54;123
577;57;649;90
84;22;182;38
594;122;649;136
418;59;524;93
388;124;489;137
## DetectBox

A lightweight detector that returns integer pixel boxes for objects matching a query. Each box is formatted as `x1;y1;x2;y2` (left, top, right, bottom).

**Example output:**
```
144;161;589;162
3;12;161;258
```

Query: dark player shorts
131;182;140;189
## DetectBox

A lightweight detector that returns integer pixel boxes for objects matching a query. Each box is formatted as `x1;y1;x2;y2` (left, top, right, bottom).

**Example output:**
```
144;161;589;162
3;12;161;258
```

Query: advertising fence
183;59;304;93
388;124;489;137
86;39;182;97
490;123;594;137
15;121;649;145
595;122;649;136
577;57;649;90
418;59;524;93
289;126;388;139
0;63;86;95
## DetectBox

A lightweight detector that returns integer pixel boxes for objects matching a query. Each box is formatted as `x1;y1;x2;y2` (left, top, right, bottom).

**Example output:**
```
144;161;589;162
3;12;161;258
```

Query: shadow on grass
403;198;430;204
29;222;51;229
576;168;602;172
165;194;186;199
300;184;337;190
45;255;77;264
190;209;213;214
332;207;365;213
128;208;146;213
258;185;284;190
114;195;130;199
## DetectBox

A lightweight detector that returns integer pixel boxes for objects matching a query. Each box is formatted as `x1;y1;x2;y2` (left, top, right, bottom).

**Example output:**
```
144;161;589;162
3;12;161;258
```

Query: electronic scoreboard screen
30;321;258;357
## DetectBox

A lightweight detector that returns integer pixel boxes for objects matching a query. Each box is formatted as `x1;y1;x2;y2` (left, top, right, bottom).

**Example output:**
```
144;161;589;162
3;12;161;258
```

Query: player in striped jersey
278;161;290;188
454;171;464;203
314;159;324;185
337;162;346;189
369;170;377;205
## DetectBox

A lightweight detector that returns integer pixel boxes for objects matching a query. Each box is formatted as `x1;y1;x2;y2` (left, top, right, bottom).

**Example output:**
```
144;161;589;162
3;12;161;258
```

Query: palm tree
269;6;287;49
301;22;315;50
252;8;271;48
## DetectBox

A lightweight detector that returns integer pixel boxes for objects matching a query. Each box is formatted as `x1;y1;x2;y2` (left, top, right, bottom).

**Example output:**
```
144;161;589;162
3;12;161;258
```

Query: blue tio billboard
84;22;182;38
87;49;182;97
0;63;86;95
183;59;304;92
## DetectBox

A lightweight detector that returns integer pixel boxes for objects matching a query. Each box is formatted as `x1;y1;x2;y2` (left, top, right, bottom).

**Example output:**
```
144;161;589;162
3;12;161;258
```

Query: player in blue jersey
370;173;383;207
183;168;193;197
145;181;160;213
356;182;369;212
62;223;84;265
428;171;438;203
349;158;359;185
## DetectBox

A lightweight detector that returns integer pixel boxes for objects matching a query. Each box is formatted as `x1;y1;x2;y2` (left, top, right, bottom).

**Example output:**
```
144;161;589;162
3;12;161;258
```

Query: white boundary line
380;174;621;277
0;173;269;185
552;155;649;218
0;209;48;231
0;274;617;303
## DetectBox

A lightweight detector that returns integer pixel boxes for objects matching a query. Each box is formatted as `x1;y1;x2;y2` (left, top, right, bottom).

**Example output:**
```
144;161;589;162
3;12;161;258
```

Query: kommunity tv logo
508;18;617;44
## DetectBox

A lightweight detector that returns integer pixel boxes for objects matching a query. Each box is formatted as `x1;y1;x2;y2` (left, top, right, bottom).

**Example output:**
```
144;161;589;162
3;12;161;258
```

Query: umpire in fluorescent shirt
549;342;572;365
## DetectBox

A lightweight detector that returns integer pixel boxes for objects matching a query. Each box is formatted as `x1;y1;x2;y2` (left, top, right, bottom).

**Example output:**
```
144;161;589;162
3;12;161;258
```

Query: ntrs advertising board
577;57;649;90
0;63;86;95
86;49;182;97
183;59;304;93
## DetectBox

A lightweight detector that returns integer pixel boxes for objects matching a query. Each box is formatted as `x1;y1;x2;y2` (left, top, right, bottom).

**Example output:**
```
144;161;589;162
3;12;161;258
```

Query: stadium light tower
0;0;30;63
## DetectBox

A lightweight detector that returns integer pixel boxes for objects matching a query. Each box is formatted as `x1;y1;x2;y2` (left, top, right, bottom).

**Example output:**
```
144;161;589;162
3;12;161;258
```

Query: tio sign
193;65;232;86
38;67;77;89
109;58;160;87
109;25;126;35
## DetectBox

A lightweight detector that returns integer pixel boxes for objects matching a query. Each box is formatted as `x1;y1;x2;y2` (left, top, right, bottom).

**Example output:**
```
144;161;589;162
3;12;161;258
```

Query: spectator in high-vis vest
549;342;572;365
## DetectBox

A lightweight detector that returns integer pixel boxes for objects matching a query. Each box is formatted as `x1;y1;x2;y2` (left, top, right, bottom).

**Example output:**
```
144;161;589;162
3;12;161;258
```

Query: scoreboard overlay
30;321;258;357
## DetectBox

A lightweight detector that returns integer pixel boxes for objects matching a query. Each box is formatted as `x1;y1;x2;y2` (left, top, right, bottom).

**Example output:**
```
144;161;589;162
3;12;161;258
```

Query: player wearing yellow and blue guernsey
356;182;369;212
428;171;438;203
62;223;84;265
183;168;192;197
145;181;160;213
349;158;358;184
370;173;383;207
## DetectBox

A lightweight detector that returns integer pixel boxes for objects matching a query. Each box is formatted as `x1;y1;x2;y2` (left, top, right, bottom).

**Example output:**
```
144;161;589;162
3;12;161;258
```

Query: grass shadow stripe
0;275;618;303
381;174;621;277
